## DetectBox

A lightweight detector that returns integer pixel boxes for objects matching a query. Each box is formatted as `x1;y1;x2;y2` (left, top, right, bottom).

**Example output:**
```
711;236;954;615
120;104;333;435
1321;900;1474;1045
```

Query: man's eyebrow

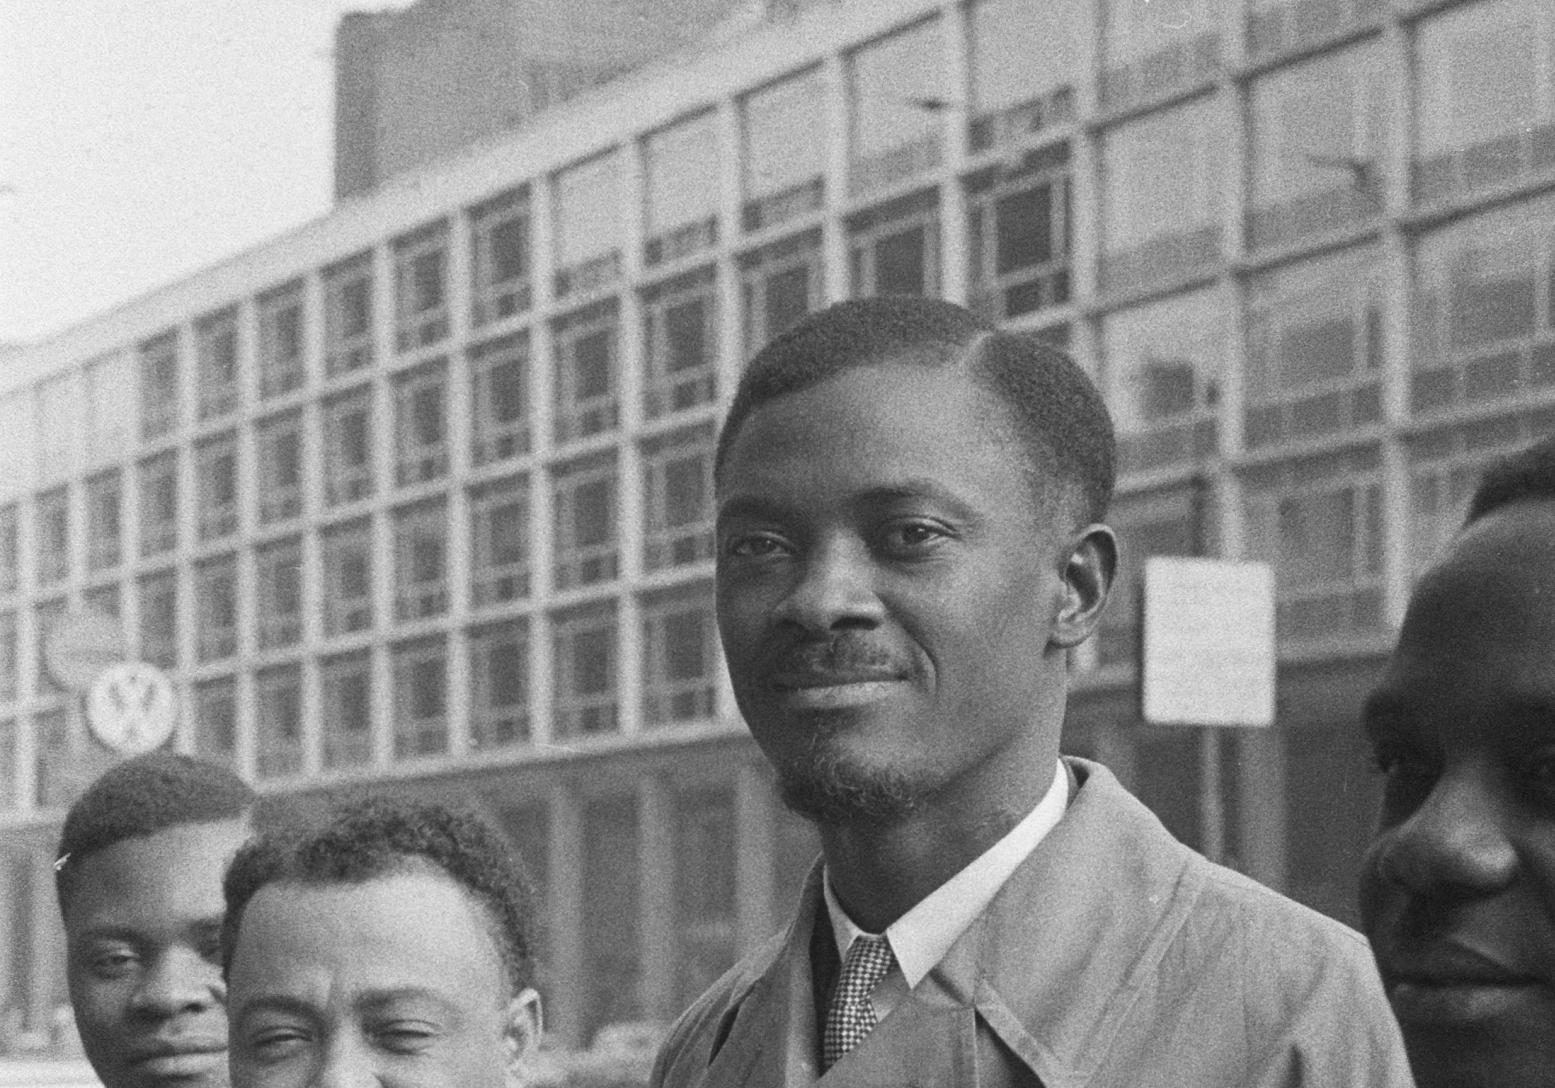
233;993;317;1022
356;986;463;1018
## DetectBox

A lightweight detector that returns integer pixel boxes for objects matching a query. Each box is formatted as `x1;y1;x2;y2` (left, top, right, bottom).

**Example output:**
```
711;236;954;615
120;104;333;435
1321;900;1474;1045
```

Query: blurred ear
1051;524;1117;649
502;987;544;1086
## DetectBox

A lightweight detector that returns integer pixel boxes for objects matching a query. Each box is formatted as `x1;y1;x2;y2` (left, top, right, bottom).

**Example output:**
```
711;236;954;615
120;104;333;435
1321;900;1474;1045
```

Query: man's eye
88;950;139;978
375;1022;440;1055
724;532;787;559
881;521;945;551
246;1028;310;1061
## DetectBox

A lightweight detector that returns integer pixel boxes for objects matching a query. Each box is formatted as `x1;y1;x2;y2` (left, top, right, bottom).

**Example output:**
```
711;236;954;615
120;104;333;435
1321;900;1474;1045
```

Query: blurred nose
772;537;884;633
129;948;222;1017
1374;766;1517;899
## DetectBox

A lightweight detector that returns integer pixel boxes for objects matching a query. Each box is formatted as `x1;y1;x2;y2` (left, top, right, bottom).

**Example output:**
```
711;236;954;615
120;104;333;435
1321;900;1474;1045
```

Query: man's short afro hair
221;795;537;996
715;297;1116;524
56;750;255;912
1465;431;1555;526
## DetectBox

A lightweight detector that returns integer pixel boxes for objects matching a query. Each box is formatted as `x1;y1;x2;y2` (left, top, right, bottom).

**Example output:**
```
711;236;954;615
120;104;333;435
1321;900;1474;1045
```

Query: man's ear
1051;523;1117;649
502;987;544;1086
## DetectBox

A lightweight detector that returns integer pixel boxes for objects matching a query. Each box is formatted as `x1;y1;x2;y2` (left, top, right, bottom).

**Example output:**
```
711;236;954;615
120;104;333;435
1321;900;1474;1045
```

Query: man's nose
773;539;884;632
128;948;223;1017
312;1035;375;1088
1375;767;1517;899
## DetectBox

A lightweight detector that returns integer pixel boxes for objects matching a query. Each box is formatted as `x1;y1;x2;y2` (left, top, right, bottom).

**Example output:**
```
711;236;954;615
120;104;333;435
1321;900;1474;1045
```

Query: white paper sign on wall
1140;556;1277;728
87;662;178;755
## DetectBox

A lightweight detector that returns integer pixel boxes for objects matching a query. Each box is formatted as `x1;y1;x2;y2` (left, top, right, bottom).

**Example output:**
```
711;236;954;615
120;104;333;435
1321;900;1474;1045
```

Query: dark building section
334;0;763;198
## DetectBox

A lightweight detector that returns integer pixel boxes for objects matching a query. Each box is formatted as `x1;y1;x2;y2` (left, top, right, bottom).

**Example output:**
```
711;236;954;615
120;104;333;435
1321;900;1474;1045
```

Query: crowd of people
47;298;1553;1087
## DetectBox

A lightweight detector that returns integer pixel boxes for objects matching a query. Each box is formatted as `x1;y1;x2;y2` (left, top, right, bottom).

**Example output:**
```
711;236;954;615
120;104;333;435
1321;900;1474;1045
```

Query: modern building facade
2;0;1552;1053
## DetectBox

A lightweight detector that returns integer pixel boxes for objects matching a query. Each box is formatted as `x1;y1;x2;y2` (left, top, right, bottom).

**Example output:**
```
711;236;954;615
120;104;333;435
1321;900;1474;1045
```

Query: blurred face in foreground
1360;499;1555;1088
227;868;540;1088
65;819;250;1088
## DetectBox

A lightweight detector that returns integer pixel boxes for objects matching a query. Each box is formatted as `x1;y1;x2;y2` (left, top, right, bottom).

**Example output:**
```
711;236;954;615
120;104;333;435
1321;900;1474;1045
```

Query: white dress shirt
821;759;1069;1021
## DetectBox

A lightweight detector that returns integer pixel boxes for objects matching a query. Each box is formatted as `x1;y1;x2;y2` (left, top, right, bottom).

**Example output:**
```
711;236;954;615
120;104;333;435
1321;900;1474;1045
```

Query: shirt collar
822;759;1069;987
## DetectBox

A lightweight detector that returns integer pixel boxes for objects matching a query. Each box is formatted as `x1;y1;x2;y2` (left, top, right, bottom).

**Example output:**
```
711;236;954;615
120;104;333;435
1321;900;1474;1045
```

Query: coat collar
693;759;1203;1088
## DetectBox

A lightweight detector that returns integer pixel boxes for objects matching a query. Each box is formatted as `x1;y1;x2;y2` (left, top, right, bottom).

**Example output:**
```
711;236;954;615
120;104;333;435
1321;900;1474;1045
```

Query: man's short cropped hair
715;297;1116;524
221;796;536;996
55;750;256;913
1464;432;1555;526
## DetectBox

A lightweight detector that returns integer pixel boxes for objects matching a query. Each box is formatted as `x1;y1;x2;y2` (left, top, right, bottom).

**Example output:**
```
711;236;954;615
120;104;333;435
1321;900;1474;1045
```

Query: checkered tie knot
823;934;897;1070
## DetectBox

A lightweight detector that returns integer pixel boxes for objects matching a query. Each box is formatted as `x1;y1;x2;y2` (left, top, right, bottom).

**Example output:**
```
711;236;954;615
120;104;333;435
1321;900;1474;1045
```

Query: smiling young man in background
56;752;255;1088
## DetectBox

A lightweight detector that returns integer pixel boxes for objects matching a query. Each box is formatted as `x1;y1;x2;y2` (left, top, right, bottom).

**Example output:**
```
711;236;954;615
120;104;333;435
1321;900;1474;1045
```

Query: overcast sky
0;0;415;345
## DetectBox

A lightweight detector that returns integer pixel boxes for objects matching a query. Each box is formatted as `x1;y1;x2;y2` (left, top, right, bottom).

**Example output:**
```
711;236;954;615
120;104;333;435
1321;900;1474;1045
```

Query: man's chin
776;752;924;825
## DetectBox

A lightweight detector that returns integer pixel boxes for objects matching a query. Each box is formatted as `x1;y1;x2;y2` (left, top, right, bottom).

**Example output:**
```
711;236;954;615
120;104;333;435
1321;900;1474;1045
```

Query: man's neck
819;749;1060;933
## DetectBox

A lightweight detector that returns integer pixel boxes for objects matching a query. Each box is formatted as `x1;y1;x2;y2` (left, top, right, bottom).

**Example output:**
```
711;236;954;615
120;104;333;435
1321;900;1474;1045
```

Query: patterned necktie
822;934;897;1070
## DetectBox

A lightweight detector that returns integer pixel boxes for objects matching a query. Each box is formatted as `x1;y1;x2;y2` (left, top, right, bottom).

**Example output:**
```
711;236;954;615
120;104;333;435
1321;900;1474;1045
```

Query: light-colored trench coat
651;759;1414;1088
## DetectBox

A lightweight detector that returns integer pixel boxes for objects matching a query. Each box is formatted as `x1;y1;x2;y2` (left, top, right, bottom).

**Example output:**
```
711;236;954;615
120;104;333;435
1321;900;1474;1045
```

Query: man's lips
766;670;907;708
1379;944;1541;1024
127;1035;227;1069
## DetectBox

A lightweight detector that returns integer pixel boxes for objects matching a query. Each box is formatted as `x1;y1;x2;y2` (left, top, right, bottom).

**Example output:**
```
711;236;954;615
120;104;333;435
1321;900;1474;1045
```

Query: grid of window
471;477;530;607
193;678;237;766
394;501;448;620
741;67;826;230
255;665;304;779
195;433;240;541
553;302;620;444
643;427;714;571
1102;287;1224;477
322;388;376;505
966;143;1072;321
1415;0;1555;205
1100;0;1223;115
848;189;941;299
847;18;944;196
554;153;622;299
470;335;531;465
0;718;16;811
34;488;68;586
642;270;717;419
394;223;451;353
1246;247;1383;450
967;0;1081;151
255;538;303;650
322;651;374;769
137;453;179;557
84;470;121;572
195;307;240;420
393;638;447;758
553;605;617;737
138;332;181;440
0;506;16;595
395;362;449;486
740;231;823;354
256;412;304;524
1101;97;1228;297
645;113;720;265
468;620;529;750
1244;447;1384;643
33;599;66;695
320;519;374;637
82;584;120;619
553;456;618;590
0;613;17;703
471;189;533;327
137;571;179;669
1247;43;1385;253
323;254;375;376
1094;484;1203;668
1412;194;1555;419
257;281;307;398
194;555;239;662
642;585;718;725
